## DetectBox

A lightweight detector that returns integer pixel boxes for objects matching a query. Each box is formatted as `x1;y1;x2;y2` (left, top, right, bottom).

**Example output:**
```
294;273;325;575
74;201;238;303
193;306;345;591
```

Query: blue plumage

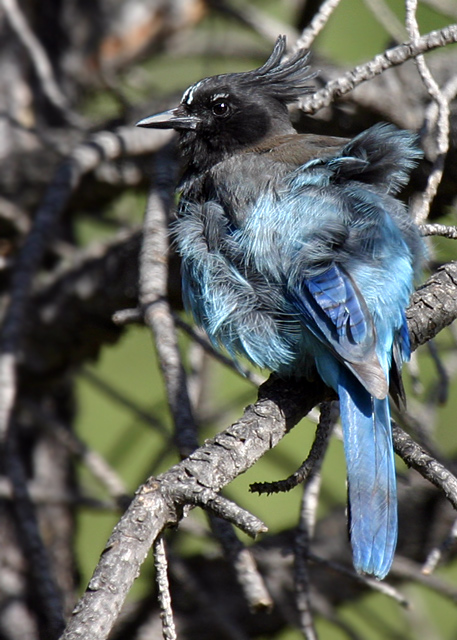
137;37;424;579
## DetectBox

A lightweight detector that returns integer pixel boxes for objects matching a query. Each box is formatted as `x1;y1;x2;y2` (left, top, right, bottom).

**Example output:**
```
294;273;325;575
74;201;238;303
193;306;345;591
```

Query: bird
137;36;424;579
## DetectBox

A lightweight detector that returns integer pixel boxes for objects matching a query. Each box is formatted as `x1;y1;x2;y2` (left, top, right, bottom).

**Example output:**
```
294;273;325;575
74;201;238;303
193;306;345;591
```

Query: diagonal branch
59;263;457;640
299;24;457;114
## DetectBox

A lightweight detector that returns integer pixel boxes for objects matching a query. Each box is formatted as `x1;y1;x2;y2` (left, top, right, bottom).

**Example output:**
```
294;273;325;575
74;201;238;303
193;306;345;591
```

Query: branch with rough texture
407;261;457;350
154;537;177;640
59;376;328;640
420;224;457;239
393;423;457;511
299;24;457;114
59;260;457;640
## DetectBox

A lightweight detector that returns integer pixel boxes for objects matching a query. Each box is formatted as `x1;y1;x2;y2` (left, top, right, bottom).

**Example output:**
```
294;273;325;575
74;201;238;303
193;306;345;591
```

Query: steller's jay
137;36;424;579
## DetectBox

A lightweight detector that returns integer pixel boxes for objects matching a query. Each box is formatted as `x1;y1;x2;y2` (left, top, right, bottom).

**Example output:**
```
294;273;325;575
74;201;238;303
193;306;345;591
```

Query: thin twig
0;0;82;127
209;516;273;611
250;402;336;494
420;0;457;20
211;0;298;44
81;368;168;435
174;315;265;386
112;307;266;386
422;515;457;575
362;0;407;43
37;407;130;507
154;537;177;640
391;555;457;601
0;477;114;509
139;144;197;456
423;73;457;137
191;493;267;538
427;340;449;404
293;0;343;51
112;307;143;325
392;422;457;511
406;0;451;223
308;552;409;606
294;403;337;640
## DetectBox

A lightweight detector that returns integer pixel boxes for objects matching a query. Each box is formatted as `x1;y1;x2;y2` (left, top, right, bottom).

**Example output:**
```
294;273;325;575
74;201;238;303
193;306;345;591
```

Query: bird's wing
247;133;347;166
289;263;389;399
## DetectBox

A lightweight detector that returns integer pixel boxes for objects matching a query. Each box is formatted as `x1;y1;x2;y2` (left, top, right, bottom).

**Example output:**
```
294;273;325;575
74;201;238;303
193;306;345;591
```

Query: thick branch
407;261;457;350
59;376;328;639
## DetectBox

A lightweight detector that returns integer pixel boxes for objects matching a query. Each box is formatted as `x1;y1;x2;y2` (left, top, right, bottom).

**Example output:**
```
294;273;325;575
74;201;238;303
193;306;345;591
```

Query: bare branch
420;0;457;21
59;376;328;640
293;0;343;51
308;552;409;606
211;0;298;44
139;144;197;456
209;516;273;612
362;0;407;43
0;0;82;126
294;404;335;640
419;224;457;239
422;515;457;575
406;0;452;222
407;262;457;350
154;537;177;640
392;422;457;511
299;24;457;114
193;493;267;538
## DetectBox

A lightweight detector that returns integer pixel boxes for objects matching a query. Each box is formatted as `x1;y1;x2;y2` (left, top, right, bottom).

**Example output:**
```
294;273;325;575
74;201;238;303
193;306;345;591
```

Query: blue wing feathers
305;266;369;345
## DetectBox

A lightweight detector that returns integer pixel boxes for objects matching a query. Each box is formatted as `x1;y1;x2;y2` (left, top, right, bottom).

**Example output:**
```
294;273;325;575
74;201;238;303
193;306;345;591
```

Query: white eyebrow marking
212;93;229;101
181;80;205;105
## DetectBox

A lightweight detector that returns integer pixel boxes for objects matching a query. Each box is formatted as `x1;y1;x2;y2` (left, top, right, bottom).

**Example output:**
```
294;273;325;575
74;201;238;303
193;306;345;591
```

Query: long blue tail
338;373;397;579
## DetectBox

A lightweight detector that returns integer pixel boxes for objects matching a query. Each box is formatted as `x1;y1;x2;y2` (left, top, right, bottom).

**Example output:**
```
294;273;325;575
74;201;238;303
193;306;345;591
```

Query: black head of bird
137;36;313;172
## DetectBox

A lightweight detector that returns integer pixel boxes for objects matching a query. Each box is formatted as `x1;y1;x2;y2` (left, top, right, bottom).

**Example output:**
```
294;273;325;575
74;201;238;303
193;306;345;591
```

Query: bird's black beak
136;106;199;131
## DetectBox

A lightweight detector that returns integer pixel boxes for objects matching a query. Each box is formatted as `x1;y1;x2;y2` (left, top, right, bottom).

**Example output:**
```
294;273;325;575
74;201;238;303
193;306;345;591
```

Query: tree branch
299;24;457;114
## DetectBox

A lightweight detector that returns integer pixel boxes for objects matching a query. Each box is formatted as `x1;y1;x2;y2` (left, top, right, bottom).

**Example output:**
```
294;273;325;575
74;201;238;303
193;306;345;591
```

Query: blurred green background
75;1;457;638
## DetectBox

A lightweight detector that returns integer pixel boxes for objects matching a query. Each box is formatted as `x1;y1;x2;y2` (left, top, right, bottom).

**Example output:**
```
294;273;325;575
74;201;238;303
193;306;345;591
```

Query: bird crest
181;36;313;107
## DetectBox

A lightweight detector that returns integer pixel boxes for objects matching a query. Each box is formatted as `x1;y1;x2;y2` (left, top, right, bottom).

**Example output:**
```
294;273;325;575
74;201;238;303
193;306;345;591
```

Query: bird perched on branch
137;36;424;579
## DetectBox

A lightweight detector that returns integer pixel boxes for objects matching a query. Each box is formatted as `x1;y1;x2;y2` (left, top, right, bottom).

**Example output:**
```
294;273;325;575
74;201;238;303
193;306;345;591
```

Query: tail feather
338;373;397;579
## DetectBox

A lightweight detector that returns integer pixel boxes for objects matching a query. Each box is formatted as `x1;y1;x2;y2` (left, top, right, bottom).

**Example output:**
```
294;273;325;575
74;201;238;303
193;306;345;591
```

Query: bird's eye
211;100;230;117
